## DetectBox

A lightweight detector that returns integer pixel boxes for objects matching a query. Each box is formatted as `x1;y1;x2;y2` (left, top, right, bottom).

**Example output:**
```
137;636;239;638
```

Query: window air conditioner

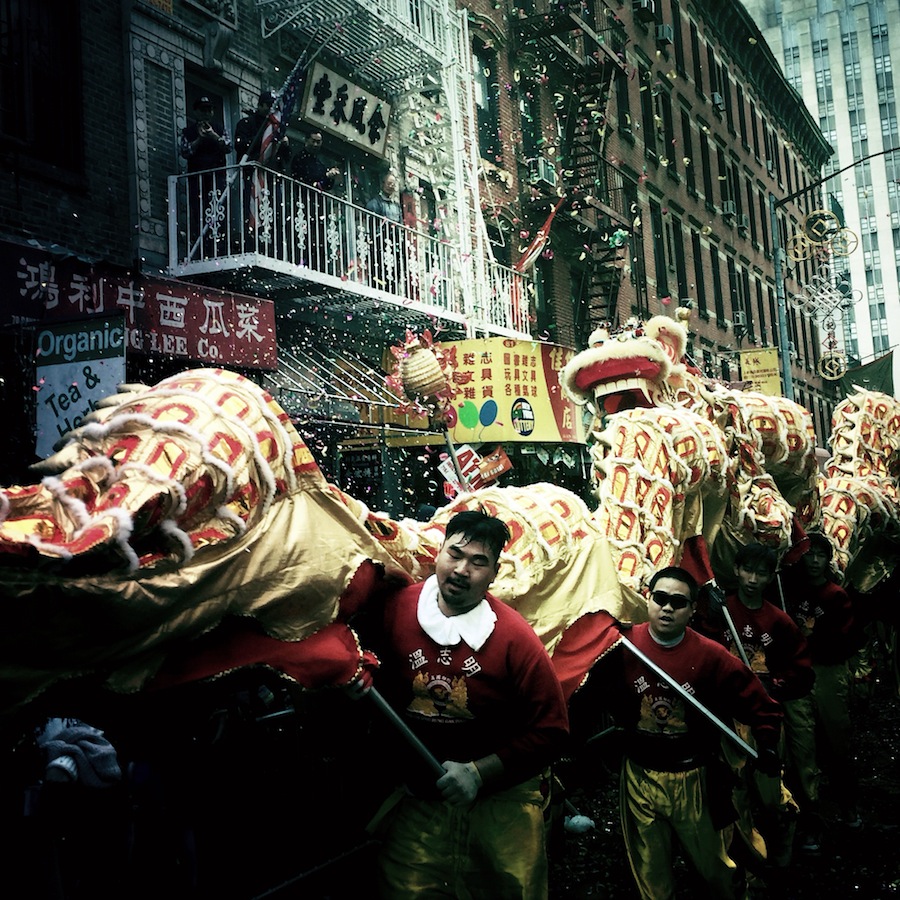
633;0;656;24
722;199;737;216
530;156;558;188
712;91;725;112
733;310;746;327
655;24;674;45
738;214;750;232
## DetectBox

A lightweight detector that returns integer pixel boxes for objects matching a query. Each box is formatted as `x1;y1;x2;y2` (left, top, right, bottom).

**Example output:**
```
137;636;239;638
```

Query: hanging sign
301;61;392;157
34;315;127;459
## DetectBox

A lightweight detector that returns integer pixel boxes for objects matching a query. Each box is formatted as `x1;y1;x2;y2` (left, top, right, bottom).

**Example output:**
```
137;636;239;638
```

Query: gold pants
725;723;798;869
782;695;820;811
376;774;550;899
620;758;747;900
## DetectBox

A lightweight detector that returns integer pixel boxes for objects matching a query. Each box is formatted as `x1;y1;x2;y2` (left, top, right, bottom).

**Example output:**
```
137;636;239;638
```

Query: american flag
259;55;306;163
250;55;307;232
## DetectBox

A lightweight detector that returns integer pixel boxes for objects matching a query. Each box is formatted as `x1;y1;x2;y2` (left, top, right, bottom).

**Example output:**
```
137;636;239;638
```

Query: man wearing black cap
234;90;289;166
179;96;232;258
180;96;231;173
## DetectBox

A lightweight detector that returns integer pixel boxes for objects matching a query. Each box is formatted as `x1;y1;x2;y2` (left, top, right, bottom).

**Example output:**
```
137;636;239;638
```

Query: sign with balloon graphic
443;338;585;444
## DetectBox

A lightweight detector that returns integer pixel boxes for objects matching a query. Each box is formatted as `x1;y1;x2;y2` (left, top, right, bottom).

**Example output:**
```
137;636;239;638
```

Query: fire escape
514;0;632;340
169;0;528;341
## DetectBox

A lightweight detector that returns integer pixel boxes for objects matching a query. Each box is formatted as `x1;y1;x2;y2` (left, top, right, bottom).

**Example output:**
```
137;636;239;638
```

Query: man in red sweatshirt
789;531;861;837
598;565;782;899
695;542;814;868
355;510;569;899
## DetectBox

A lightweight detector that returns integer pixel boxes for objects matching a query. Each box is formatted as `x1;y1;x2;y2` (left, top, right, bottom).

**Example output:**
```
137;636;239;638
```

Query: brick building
0;0;836;495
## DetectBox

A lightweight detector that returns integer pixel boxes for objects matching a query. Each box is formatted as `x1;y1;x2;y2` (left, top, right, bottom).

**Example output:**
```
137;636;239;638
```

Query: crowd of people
178;91;404;275
343;514;873;899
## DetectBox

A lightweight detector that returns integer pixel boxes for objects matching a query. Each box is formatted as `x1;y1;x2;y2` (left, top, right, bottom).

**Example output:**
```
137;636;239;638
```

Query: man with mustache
351;510;569;899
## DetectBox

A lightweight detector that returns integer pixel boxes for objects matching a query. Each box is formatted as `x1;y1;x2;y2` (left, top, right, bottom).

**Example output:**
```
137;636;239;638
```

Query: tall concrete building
745;0;900;396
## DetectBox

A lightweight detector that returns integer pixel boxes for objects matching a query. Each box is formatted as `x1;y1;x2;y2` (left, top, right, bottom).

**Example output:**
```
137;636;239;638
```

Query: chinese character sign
740;347;782;397
444;339;585;444
301;61;391;157
100;277;277;370
0;242;277;371
34;316;127;459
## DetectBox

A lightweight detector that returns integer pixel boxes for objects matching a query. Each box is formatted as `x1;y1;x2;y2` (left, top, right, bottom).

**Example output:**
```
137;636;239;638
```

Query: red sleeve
764;604;814;700
491;603;570;784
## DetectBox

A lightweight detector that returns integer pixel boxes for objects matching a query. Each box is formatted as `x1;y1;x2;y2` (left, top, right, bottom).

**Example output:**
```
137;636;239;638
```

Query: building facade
0;0;837;501
746;0;900;396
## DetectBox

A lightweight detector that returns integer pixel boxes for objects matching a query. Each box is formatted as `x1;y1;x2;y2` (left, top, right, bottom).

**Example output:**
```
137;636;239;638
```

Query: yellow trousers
376;774;550;899
620;758;747;900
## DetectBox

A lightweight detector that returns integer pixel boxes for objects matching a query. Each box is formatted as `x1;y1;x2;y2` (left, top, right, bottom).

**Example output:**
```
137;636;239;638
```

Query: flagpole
187;52;307;262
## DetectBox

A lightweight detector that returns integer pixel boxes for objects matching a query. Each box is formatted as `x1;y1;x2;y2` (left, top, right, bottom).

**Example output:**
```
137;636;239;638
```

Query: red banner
0;240;277;370
99;276;277;370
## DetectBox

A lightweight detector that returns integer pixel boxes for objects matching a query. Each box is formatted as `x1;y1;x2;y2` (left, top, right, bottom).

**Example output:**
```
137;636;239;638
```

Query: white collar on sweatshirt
417;574;497;651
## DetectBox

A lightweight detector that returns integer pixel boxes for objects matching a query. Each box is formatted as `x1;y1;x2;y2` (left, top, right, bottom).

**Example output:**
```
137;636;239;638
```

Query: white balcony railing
167;164;531;336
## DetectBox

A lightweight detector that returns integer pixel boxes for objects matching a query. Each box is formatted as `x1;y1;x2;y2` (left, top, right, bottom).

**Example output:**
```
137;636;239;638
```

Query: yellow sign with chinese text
740;347;782;396
445;339;585;444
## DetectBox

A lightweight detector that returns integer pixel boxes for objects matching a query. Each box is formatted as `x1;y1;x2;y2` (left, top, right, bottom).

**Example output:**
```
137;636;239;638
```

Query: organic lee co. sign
98;276;277;370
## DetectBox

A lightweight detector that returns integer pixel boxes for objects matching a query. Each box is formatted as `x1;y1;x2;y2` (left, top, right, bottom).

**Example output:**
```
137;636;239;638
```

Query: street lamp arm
774;145;900;209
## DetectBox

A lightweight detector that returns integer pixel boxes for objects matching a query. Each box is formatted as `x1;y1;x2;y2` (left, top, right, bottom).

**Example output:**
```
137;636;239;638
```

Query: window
710;245;724;322
717;145;730;206
682;110;696;194
672;217;688;301
671;1;685;73
699;127;713;203
692;230;708;316
640;64;658;159
768;285;778;348
519;92;540;158
0;0;83;171
690;24;703;93
659;89;676;173
755;278;766;344
473;43;500;162
650;200;668;297
758;190;770;253
736;85;748;146
615;70;633;137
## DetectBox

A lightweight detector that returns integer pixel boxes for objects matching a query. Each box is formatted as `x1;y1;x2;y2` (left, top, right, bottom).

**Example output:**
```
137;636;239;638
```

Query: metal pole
769;192;794;402
721;603;751;669
367;687;446;777
618;635;758;758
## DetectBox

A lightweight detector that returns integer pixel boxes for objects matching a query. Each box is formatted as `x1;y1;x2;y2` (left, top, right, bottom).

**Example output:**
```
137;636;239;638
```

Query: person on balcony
233;90;290;252
290;132;343;271
366;172;403;293
179;96;231;259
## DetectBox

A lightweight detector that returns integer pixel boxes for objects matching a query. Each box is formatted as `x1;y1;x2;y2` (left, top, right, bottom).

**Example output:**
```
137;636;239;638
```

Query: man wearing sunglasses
595;565;782;899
